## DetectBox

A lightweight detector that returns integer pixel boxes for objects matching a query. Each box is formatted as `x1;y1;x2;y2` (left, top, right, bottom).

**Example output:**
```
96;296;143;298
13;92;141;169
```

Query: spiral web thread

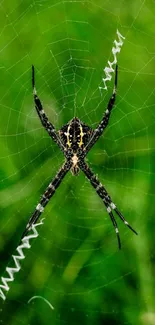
0;219;44;301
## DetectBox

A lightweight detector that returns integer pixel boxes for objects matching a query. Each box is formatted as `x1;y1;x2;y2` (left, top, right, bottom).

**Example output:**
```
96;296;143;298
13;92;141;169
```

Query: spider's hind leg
110;203;138;235
20;161;71;240
80;160;138;249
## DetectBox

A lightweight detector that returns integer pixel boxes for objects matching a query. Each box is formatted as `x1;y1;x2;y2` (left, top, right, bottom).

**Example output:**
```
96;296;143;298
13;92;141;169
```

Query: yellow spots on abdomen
78;125;85;147
64;123;85;148
64;125;71;147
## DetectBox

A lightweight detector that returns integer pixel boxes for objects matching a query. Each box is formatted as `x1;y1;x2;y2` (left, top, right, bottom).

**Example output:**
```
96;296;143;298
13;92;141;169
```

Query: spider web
0;0;155;324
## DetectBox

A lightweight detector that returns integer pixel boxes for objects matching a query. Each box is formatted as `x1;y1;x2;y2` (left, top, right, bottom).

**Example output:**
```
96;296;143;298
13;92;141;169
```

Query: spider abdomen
59;117;93;151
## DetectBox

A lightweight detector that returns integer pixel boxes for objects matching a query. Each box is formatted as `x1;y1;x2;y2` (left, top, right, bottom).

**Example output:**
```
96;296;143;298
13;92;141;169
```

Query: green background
0;0;155;324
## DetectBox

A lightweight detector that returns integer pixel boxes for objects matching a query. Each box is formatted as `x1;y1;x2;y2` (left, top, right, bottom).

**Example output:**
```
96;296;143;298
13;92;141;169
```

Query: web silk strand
0;219;44;301
99;29;125;93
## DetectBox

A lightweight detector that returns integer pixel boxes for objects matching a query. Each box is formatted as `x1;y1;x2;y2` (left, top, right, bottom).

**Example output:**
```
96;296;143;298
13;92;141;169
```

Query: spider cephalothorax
21;65;138;249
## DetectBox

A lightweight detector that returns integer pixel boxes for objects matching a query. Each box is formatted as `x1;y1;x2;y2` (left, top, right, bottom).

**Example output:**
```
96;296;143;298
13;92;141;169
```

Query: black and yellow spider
21;65;137;248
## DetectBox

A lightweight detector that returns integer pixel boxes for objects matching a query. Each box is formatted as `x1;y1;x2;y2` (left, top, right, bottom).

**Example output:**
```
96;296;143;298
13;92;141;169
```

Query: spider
21;65;138;249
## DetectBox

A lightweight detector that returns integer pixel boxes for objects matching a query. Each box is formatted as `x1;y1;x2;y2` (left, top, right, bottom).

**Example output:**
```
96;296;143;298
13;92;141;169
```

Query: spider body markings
59;117;93;175
21;65;138;249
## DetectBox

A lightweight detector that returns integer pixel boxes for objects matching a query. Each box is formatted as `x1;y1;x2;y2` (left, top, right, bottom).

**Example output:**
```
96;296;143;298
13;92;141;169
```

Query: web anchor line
0;219;44;301
99;29;125;94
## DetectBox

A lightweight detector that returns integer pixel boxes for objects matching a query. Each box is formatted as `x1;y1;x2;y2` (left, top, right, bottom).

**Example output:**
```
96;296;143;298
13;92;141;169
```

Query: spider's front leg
79;160;137;249
85;65;118;155
21;161;71;240
32;65;64;152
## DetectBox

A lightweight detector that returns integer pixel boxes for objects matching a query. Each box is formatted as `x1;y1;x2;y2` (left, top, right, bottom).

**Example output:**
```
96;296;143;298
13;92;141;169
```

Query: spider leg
32;65;64;152
79;161;137;249
104;201;121;249
21;161;71;240
84;65;118;155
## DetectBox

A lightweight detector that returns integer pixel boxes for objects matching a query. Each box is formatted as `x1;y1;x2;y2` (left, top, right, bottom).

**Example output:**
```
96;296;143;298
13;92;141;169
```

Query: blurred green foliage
0;0;155;324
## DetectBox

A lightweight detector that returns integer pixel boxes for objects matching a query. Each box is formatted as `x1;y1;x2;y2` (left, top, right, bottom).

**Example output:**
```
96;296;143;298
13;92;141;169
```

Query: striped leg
80;161;137;248
32;65;64;152
85;65;118;155
104;201;121;249
21;161;71;240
